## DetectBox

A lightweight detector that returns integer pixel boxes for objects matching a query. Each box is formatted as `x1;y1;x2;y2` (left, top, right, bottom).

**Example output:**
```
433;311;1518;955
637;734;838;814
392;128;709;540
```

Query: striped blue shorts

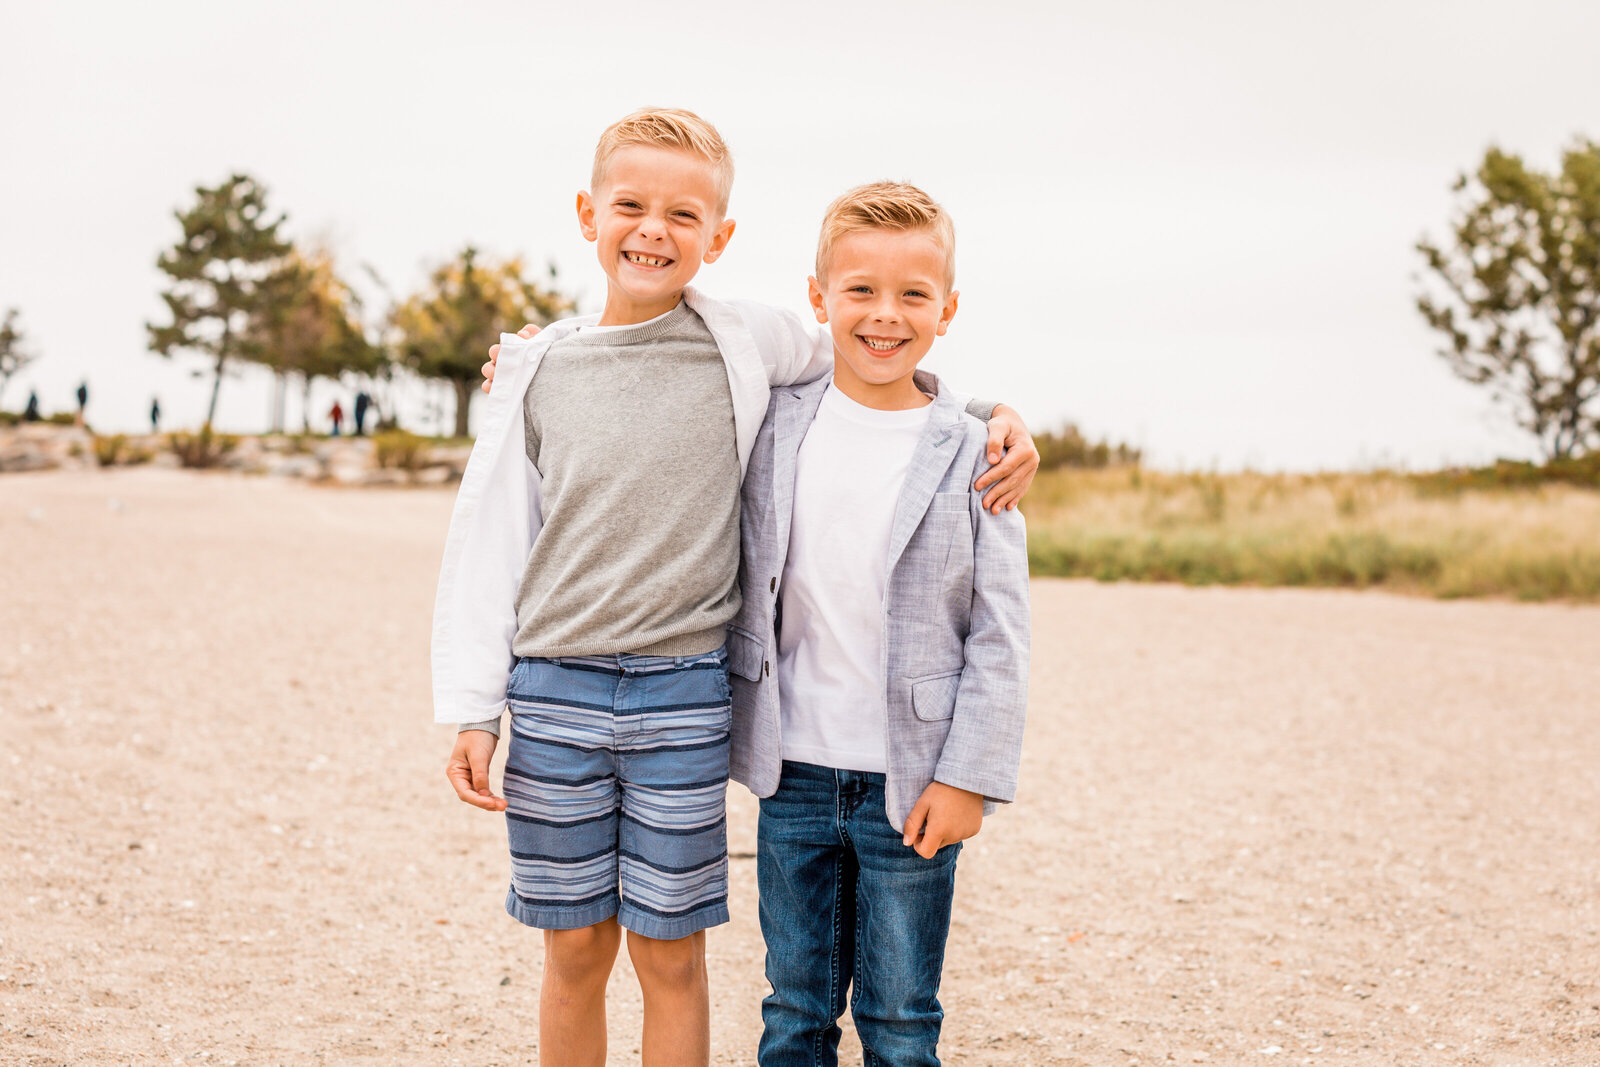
502;648;732;940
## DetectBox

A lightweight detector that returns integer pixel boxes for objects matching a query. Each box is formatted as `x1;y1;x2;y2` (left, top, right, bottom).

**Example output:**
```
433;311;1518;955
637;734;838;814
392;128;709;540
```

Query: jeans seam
819;848;844;1067
855;873;873;1067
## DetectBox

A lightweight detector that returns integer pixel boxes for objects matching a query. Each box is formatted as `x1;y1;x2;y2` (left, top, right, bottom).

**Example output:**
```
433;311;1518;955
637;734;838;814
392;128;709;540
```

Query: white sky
3;0;1598;468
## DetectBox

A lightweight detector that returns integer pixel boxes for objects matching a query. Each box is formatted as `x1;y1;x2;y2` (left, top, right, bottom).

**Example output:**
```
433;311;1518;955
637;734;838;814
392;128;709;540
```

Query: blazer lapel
887;396;965;571
771;377;831;559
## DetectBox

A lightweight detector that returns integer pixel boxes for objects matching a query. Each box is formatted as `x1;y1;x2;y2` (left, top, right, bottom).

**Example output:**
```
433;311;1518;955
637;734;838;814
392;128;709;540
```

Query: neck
829;359;931;411
597;287;684;327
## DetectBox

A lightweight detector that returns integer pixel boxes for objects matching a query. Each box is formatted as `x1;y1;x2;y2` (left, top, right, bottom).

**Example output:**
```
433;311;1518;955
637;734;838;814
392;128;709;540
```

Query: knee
629;932;706;989
545;924;620;986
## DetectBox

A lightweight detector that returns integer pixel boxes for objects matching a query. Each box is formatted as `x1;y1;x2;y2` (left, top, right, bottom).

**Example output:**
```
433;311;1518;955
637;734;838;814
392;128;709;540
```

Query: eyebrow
838;272;940;288
607;187;712;210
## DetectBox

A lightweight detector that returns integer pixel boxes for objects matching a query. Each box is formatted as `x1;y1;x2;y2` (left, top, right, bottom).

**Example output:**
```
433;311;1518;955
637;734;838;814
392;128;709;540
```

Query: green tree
147;174;292;427
250;249;385;431
391;247;573;437
1416;140;1600;459
0;308;37;409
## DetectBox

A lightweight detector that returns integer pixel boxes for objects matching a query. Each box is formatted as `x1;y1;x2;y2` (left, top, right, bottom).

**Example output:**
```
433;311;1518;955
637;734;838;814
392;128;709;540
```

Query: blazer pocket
725;625;767;683
909;669;963;722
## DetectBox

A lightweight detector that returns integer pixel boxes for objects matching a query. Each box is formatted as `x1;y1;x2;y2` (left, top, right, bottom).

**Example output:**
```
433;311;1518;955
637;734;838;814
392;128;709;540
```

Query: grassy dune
1025;467;1600;601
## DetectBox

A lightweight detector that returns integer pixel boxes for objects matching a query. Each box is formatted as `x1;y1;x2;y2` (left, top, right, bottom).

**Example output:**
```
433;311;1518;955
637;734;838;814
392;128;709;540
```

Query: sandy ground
2;468;1598;1067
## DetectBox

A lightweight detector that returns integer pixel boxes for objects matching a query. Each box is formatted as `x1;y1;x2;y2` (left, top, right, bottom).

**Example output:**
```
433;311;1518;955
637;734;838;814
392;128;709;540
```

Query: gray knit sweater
464;303;740;736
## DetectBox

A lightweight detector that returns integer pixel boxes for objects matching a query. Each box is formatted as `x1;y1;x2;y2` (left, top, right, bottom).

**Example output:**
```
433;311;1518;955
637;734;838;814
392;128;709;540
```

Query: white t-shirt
777;384;932;773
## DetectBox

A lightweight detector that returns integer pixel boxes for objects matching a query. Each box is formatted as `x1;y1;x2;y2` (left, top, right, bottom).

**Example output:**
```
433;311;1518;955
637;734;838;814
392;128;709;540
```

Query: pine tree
147;175;292;427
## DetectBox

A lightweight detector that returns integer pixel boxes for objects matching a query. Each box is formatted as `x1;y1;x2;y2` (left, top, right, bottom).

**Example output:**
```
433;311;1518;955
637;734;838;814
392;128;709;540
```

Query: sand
2;468;1597;1066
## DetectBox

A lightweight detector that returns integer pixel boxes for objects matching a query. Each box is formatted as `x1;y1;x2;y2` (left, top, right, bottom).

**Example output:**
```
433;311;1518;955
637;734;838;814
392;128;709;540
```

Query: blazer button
770;577;777;592
764;661;770;677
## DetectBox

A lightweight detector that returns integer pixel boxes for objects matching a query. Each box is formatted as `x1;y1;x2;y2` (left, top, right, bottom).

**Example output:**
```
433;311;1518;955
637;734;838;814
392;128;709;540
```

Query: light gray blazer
726;372;1031;832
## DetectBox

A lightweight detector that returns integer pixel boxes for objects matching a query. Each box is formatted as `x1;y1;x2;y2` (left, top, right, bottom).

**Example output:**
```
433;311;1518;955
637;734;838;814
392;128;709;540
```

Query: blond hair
815;181;955;289
591;107;735;215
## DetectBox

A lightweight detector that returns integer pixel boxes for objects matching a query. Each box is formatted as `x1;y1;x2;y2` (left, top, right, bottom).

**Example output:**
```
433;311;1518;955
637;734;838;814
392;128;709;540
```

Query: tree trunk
206;353;225;428
271;372;286;433
303;374;314;434
452;379;473;439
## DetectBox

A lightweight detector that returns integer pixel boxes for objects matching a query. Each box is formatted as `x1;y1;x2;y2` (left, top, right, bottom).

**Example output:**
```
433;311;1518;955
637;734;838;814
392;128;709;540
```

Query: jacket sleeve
933;448;1030;803
430;342;541;724
731;300;835;386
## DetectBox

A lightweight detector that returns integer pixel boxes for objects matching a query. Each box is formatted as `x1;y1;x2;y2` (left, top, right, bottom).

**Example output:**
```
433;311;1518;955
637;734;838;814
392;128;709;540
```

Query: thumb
471;748;493;795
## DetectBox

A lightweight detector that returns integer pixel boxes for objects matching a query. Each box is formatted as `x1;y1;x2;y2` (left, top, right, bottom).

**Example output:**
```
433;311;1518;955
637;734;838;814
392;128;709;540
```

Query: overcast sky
4;0;1598;468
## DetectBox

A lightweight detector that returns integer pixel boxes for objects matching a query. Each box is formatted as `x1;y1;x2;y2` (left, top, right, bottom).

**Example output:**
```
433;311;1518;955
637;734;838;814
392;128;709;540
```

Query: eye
616;200;642;211
848;285;872;294
904;290;929;300
672;210;700;221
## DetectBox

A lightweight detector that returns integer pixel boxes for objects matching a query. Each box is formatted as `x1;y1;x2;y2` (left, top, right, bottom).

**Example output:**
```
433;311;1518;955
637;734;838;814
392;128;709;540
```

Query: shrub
93;434;127;467
1413;454;1600;495
1035;424;1142;470
373;429;429;472
169;425;239;469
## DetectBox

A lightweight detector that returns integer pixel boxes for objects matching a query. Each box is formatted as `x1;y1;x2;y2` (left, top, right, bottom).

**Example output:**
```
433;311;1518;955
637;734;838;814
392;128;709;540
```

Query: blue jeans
757;761;960;1067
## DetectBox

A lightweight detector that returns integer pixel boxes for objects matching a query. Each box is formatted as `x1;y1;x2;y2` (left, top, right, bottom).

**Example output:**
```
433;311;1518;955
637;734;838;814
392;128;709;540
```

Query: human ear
807;276;829;323
702;217;737;264
576;191;598;242
936;290;959;336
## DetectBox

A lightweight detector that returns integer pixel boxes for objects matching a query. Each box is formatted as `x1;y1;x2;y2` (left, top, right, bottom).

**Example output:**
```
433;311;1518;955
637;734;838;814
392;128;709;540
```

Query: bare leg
540;919;623;1067
627;929;710;1067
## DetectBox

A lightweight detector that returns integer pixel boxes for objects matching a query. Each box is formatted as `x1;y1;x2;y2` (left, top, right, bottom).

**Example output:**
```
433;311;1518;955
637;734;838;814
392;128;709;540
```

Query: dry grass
1025;468;1600;601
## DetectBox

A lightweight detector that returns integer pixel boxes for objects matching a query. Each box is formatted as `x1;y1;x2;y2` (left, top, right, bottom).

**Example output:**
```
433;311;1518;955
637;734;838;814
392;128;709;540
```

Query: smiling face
808;227;959;410
577;145;736;325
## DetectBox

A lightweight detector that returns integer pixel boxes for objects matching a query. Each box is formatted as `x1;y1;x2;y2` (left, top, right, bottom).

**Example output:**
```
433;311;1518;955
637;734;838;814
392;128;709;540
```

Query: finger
973;449;1026;495
517;323;539;339
915;830;944;859
981;458;1037;512
454;782;503;811
446;759;485;806
981;481;1027;513
975;443;1026;490
480;360;494;395
984;423;1006;466
902;799;931;847
488;342;501;361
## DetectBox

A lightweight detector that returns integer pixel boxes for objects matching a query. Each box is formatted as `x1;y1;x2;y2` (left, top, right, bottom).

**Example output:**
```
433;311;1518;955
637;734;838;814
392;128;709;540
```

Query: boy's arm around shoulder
722;298;834;387
934;433;1031;805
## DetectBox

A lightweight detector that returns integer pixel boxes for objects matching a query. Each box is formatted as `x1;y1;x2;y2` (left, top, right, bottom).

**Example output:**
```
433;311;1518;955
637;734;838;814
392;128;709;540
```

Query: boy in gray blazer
725;182;1031;1066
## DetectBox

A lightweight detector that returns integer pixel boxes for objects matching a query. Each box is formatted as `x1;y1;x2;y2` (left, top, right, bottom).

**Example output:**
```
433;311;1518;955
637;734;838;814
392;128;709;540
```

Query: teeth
862;337;905;351
624;252;669;267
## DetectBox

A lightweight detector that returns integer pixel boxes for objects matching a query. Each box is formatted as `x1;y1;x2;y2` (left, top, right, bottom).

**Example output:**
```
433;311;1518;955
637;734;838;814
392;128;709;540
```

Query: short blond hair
591;107;735;215
815;181;956;290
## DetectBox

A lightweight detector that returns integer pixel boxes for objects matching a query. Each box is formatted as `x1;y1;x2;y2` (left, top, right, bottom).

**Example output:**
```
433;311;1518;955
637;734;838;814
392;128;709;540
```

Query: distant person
328;399;344;437
75;381;88;427
23;390;40;422
150;397;161;433
353;391;371;436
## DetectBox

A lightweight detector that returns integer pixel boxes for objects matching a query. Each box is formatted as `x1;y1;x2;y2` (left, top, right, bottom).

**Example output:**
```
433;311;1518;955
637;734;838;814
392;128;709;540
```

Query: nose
637;213;668;241
871;296;900;322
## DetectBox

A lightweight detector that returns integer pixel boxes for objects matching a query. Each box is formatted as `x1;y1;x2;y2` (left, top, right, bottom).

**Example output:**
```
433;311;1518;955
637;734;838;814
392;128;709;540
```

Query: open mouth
623;251;674;269
858;335;909;353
